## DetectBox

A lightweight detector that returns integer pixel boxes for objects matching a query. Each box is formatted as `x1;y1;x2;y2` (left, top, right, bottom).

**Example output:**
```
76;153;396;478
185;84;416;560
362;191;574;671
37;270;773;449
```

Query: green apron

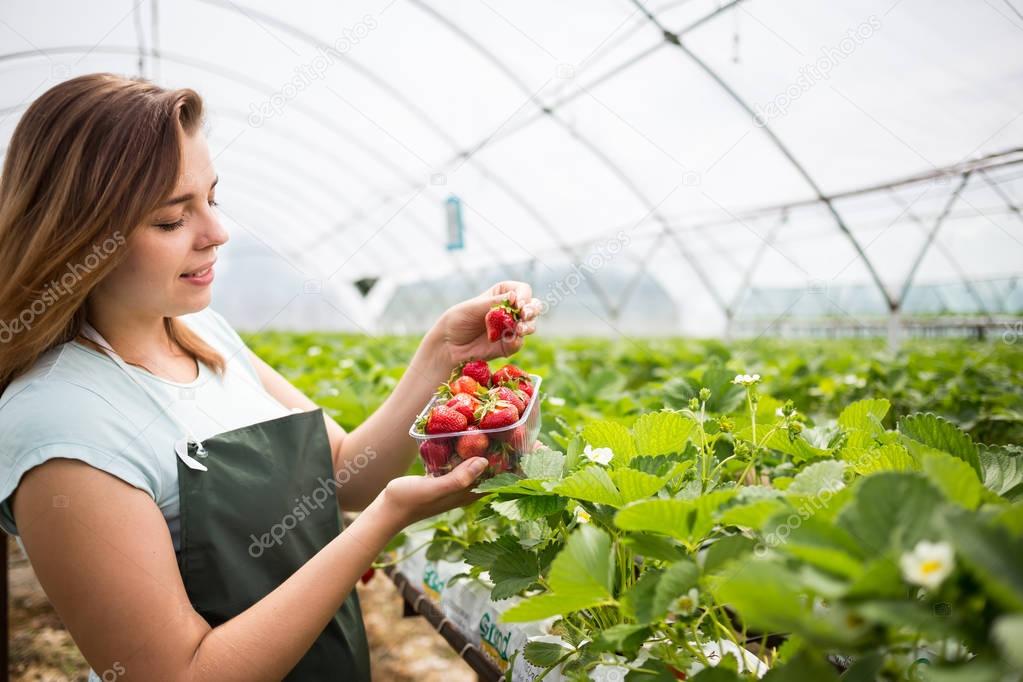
80;322;371;681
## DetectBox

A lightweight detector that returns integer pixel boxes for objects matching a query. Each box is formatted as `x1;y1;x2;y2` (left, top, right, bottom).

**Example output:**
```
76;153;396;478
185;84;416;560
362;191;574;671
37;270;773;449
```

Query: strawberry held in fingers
461;359;491;387
485;301;520;342
455;426;489;458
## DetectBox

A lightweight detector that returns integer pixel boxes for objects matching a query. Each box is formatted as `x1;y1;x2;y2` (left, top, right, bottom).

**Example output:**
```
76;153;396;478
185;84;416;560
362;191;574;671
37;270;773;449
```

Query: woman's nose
199;207;230;248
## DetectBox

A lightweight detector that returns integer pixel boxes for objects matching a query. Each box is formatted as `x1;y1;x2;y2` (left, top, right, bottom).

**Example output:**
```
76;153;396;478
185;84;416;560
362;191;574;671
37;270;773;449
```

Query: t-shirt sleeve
0;381;160;537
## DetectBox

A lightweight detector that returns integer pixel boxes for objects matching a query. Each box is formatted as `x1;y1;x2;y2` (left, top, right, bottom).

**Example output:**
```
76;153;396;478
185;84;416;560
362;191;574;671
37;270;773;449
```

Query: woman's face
92;130;229;320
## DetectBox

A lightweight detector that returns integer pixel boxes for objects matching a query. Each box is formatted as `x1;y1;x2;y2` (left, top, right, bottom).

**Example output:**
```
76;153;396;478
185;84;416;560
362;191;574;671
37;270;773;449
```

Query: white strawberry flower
672;587;699;616
574;507;591;524
582;444;614;466
900;540;955;590
731;373;761;387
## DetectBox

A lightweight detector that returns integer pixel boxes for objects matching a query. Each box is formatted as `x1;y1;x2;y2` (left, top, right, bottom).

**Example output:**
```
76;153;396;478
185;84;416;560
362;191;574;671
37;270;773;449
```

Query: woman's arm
248;281;542;511
14;455;487;681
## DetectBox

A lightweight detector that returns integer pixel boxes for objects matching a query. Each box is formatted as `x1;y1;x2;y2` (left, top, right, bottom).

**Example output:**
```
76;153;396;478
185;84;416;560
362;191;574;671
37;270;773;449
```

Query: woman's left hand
436;281;542;365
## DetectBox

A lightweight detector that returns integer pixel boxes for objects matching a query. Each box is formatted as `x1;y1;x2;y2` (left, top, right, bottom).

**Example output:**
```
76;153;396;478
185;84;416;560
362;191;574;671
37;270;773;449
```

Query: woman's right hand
377;456;489;529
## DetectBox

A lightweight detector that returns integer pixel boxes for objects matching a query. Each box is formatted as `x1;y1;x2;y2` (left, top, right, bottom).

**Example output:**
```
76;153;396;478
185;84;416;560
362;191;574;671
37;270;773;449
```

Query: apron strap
79;320;210;472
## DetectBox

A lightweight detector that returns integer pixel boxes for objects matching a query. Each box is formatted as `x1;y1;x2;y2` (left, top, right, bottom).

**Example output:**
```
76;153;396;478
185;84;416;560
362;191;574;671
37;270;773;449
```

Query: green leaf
836;473;944;554
787;460;847;496
491;495;567;522
844;443;918;476
838;398;890;433
551;466;622;507
921;451;986;510
502;525;615;622
978;444;1023;499
523;639;574;668
709;560;860;646
624;560;698;623
621;532;688;562
610;468;669;503
475;474;550;496
582;420;636;463
899;412;981;477
521;447;566;480
703;535;757;575
631;411;695;456
762;647;838;681
944;509;1023;610
615;491;735;546
761;428;831;462
463;535;542;600
764;515;865;579
717;498;790;530
591;623;652;655
991;613;1023;671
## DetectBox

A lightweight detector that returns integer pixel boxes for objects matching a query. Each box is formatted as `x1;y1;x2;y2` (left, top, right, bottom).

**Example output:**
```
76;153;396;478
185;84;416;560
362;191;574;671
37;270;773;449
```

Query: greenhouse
0;0;1021;680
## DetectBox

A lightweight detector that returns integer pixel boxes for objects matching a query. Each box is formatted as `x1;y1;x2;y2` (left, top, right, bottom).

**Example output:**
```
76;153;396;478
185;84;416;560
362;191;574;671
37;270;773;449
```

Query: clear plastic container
409;374;543;477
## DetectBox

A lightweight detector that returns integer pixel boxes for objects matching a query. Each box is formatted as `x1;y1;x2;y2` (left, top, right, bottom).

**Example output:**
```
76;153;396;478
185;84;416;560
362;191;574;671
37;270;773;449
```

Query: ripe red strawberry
478;401;519;430
493;363;527;385
446;393;482;423
487;451;509;474
449;375;480;396
485;302;519;342
508;424;527;449
461;359;491;387
514;376;534;398
456;426;489;458
419;438;452;470
360;567;376;584
424;405;468;434
491;386;525;416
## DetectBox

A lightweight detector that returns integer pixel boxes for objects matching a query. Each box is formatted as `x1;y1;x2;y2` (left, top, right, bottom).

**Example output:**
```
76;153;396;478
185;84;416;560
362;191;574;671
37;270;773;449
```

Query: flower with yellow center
899;540;955;590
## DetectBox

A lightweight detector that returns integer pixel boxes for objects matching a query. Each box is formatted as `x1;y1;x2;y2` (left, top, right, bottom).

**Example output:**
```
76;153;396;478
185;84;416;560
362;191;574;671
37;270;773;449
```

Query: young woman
0;73;540;681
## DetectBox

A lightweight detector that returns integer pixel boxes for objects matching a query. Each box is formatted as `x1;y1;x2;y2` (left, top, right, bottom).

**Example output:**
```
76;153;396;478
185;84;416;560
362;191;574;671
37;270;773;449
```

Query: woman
0;73;540;681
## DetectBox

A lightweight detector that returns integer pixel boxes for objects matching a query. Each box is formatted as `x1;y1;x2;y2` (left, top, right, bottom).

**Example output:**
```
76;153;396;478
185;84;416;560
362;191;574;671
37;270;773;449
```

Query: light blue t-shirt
0;306;293;551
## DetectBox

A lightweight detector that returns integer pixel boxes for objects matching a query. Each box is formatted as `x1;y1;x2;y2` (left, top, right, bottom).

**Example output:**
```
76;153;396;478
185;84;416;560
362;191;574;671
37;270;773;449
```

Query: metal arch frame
215;0;622;316
0;47;472;309
628;0;897;315
979;168;1023;225
404;0;734;323
897;172;973;306
885;186;993;321
724;209;790;332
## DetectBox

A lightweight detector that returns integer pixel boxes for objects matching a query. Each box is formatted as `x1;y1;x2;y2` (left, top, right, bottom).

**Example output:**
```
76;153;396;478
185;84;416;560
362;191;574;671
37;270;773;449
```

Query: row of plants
245;332;1023;679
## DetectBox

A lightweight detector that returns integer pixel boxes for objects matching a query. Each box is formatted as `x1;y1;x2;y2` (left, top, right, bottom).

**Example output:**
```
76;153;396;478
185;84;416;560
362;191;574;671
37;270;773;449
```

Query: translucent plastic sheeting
0;0;1020;334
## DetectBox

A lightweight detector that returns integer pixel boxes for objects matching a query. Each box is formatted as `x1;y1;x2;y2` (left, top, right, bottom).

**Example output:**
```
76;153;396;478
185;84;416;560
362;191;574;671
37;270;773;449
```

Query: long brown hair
0;73;225;394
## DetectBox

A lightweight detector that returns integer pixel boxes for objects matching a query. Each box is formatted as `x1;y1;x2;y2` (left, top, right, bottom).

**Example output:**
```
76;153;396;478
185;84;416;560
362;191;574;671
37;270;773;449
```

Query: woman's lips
180;265;214;285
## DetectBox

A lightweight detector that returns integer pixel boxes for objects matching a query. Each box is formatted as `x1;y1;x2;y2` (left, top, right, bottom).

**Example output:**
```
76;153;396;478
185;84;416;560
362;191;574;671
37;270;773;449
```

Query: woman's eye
156;218;185;231
209;198;219;207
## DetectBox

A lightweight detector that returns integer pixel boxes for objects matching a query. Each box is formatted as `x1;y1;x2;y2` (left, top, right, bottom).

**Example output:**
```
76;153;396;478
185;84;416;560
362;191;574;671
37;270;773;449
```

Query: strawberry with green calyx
492;363;527;385
455;426;489;459
360;567;376;584
513;376;535;399
419;438;453;470
477;400;519;430
446;392;482;423
485;300;520;343
448;375;481;396
461;359;492;387
420;405;468;434
487;451;509;474
490;385;526;417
